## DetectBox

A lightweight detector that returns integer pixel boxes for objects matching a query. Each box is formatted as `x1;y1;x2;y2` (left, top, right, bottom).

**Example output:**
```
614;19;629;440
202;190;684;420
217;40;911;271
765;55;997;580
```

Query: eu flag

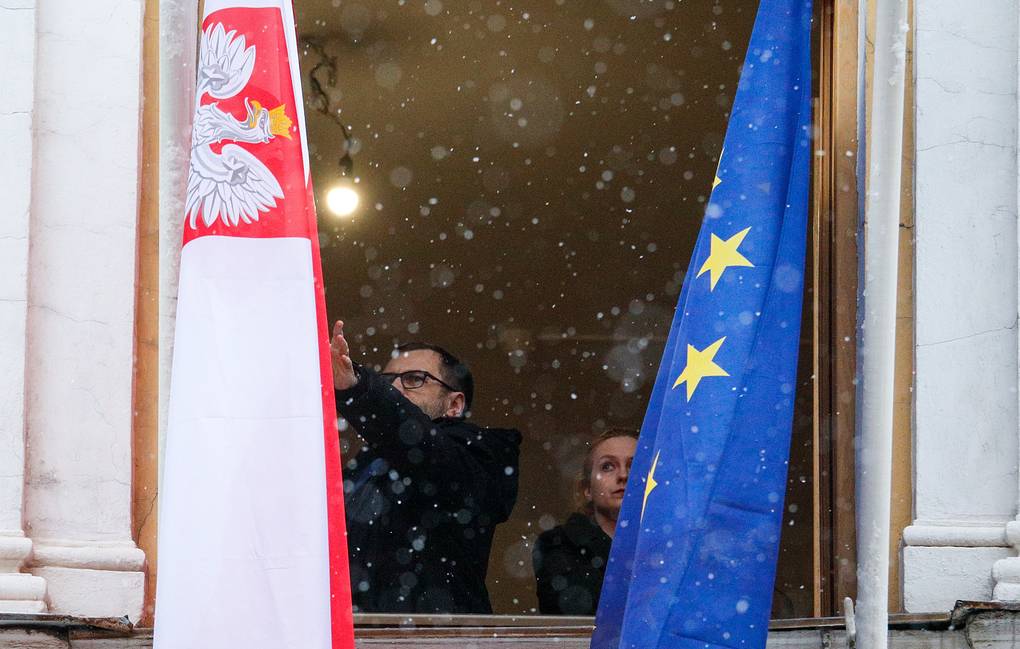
590;1;813;648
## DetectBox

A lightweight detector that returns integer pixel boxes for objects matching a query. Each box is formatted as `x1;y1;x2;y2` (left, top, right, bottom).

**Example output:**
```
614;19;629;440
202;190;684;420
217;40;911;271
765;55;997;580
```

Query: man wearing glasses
330;320;521;614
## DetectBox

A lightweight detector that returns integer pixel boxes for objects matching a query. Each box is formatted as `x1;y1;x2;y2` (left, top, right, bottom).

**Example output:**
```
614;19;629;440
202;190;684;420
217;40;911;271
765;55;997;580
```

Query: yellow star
641;450;661;521
696;227;754;291
672;337;729;401
713;149;724;189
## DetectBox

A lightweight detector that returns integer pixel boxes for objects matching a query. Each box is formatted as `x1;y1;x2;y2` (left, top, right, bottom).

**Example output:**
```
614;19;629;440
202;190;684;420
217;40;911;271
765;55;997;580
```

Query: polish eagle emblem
186;23;293;229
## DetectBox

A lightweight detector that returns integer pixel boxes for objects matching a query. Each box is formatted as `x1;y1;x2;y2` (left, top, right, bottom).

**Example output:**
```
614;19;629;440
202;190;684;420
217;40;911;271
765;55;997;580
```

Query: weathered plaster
0;0;46;615
907;0;1020;610
20;0;146;619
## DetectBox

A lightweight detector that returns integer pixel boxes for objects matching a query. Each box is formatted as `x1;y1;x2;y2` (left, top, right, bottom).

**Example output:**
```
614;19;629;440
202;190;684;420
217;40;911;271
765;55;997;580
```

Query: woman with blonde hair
532;427;639;615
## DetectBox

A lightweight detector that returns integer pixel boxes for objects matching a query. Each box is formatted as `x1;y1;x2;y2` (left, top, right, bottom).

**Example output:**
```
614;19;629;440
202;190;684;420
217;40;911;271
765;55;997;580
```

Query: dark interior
296;0;815;617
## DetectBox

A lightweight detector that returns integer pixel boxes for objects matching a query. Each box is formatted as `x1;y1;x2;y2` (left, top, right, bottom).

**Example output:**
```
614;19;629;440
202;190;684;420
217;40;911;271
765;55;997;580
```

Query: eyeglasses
380;369;459;393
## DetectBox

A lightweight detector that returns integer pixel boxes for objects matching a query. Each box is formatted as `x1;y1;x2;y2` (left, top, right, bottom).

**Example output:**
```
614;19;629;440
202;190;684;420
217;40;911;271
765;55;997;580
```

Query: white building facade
1;0;1019;626
902;0;1020;613
0;0;147;619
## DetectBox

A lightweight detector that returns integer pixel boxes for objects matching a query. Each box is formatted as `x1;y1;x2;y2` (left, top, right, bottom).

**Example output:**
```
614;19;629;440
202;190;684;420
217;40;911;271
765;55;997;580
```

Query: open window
296;0;861;620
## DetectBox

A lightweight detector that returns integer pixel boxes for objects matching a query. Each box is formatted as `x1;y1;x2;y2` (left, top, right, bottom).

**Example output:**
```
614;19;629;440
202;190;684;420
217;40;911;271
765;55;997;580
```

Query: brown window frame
134;0;867;631
812;0;861;619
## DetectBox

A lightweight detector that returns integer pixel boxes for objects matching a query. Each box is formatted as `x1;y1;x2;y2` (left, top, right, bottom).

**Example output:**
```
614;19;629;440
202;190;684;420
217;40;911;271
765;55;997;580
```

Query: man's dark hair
395;342;474;412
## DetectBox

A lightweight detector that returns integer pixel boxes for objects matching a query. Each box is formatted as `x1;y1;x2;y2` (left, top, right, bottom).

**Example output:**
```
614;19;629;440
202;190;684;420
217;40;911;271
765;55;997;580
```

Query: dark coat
532;513;612;615
336;364;521;614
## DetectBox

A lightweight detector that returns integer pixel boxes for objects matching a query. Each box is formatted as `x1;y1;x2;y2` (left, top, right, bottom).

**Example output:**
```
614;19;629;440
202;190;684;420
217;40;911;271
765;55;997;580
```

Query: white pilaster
21;0;146;620
0;0;47;614
908;0;1019;612
995;0;1020;605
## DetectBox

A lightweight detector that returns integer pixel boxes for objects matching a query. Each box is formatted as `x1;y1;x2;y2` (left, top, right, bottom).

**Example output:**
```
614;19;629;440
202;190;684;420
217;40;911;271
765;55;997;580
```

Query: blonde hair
576;427;640;515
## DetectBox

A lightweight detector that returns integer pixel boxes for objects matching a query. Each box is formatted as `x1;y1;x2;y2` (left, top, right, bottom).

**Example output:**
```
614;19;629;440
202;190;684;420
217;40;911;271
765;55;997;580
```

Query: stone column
993;0;1020;604
21;0;146;620
0;0;47;614
906;0;1020;612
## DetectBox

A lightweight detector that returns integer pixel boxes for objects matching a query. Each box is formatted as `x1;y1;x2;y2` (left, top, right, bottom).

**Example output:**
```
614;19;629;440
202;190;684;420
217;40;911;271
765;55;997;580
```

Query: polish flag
154;1;354;647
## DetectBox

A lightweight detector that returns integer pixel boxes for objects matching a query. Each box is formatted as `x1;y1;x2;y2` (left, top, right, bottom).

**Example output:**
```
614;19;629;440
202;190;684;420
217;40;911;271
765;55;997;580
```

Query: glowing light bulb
326;185;360;217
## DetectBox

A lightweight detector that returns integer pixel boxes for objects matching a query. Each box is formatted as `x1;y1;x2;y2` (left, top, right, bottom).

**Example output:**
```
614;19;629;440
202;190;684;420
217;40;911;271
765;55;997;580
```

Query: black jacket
336;365;521;614
532;513;612;615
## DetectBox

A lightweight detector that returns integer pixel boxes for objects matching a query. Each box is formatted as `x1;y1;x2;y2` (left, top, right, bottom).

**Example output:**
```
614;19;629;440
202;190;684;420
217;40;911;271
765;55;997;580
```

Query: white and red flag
155;1;353;647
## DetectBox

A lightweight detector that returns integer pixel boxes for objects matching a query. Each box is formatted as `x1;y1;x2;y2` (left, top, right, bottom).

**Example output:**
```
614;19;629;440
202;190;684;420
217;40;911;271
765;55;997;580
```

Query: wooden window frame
812;0;861;618
134;0;865;630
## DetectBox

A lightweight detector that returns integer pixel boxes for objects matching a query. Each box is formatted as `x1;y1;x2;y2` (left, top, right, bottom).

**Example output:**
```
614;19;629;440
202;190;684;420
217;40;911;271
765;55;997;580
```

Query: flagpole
856;1;908;649
158;0;199;489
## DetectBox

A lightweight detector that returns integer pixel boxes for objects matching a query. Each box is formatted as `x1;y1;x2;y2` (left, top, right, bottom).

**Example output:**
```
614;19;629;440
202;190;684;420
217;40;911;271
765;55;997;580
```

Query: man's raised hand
331;320;358;390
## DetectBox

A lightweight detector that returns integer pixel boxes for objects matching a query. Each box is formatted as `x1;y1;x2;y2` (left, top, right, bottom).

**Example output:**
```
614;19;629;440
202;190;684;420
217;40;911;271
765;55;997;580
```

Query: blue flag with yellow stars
590;1;812;648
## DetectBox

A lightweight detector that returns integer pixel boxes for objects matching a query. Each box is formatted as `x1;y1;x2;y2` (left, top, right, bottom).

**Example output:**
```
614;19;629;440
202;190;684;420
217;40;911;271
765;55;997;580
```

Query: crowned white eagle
186;23;292;229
